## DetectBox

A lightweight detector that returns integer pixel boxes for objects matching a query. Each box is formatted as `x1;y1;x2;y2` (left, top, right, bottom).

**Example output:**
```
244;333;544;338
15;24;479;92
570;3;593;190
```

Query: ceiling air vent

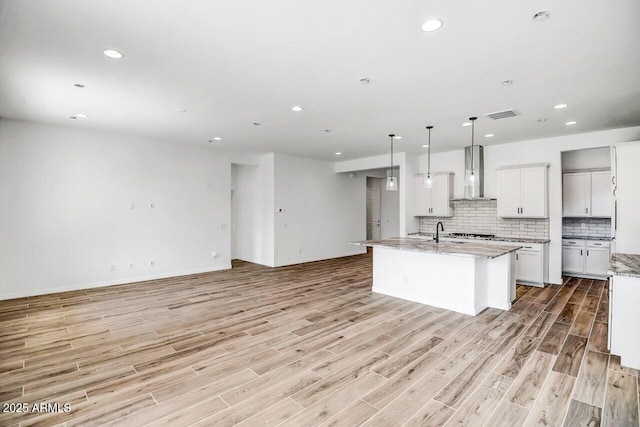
484;109;520;120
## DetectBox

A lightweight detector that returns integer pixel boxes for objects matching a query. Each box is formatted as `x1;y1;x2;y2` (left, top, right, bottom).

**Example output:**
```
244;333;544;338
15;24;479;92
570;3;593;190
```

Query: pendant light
386;134;398;191
468;117;478;185
423;126;434;188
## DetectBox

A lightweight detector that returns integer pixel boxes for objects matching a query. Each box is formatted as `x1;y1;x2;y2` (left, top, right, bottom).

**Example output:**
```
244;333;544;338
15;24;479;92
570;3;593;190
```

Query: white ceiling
1;0;639;160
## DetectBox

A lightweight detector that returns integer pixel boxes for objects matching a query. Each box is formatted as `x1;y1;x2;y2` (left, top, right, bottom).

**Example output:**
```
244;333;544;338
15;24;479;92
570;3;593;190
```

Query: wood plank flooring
1;253;639;426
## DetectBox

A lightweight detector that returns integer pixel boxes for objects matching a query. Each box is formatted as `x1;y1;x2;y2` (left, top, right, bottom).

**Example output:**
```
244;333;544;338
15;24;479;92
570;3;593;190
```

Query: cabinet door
585;248;610;276
497;169;521;217
431;174;450;217
562;246;584;273
521;167;547;217
516;250;542;283
563;173;590;217
590;171;612;217
413;175;431;216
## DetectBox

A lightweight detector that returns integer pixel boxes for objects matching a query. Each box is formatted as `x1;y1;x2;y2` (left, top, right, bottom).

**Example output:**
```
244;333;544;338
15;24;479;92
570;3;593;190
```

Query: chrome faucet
436;222;444;243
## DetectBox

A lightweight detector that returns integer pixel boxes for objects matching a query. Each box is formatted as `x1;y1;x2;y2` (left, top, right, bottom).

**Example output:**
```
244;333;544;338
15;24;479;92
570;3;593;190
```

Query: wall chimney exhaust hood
452;145;496;201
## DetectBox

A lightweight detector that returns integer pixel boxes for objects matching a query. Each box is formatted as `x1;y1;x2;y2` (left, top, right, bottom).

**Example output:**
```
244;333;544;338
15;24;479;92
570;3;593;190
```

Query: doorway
366;174;399;239
366;185;381;239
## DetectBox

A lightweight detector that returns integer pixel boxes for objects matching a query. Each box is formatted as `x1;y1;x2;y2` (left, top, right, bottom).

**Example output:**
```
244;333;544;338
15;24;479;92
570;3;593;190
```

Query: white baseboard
275;248;367;267
0;265;232;301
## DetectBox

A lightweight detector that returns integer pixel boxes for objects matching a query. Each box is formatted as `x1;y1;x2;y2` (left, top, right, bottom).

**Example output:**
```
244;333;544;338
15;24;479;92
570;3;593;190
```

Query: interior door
366;186;381;240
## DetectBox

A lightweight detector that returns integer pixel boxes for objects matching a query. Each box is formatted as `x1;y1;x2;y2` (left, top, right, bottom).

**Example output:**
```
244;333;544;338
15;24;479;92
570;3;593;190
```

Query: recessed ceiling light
462;122;472;127
324;129;332;133
103;49;124;59
422;144;429;148
501;80;514;86
532;10;551;22
176;108;187;113
485;134;494;138
73;83;85;88
359;78;371;85
421;19;443;32
70;113;88;119
554;104;568;109
213;137;222;141
292;105;303;112
565;121;577;125
393;135;402;140
335;152;342;155
252;122;262;126
538;118;547;122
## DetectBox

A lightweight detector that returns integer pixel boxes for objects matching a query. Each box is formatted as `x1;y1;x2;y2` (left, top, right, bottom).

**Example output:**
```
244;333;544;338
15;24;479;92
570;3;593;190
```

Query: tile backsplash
418;200;549;239
562;217;611;238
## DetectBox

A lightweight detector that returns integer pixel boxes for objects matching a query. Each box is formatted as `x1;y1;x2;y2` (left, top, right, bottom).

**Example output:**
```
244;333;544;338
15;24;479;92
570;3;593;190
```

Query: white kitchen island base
372;246;516;315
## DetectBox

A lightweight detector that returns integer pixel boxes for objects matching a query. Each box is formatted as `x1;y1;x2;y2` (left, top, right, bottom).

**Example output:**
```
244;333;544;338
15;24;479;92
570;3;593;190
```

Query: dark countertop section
351;238;521;259
562;235;613;241
408;232;550;244
609;253;640;278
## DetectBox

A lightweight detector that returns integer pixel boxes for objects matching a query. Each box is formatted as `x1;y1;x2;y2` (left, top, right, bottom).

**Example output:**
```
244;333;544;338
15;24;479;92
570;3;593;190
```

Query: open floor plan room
0;253;638;427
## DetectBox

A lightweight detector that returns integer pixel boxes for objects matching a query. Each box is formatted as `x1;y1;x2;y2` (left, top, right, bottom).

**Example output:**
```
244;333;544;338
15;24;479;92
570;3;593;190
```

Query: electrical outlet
130;202;136;210
110;264;116;272
581;223;588;229
149;260;155;267
129;263;134;269
298;248;302;254
520;223;526;231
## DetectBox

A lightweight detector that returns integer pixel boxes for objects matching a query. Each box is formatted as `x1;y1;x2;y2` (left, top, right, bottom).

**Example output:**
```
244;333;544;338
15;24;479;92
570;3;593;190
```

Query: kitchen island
351;238;521;315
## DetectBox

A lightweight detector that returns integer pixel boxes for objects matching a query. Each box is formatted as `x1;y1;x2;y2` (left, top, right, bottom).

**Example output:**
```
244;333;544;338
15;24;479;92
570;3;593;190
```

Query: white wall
562;147;610;170
274;153;366;266
418;126;640;284
234;155;275;267
335;151;418;236
0;119;234;299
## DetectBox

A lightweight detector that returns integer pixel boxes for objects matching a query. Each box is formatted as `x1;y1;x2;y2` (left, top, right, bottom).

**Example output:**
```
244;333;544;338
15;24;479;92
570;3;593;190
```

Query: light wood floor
1;253;638;427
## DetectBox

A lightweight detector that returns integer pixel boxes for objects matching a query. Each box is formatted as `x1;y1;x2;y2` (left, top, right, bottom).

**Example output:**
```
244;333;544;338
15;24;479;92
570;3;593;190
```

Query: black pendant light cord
426;126;433;176
388;134;395;178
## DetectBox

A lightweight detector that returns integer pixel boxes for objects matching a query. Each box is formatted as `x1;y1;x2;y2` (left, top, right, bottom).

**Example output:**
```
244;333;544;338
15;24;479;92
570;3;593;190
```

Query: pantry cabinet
497;164;549;218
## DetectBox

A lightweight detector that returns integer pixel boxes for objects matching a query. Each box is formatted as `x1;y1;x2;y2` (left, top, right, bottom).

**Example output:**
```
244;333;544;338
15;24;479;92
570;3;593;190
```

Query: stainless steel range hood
454;145;495;201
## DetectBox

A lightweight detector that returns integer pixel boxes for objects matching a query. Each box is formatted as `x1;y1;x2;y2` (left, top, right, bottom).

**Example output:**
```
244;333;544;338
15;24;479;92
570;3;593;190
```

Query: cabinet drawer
562;239;586;247
586;240;610;248
517;243;542;252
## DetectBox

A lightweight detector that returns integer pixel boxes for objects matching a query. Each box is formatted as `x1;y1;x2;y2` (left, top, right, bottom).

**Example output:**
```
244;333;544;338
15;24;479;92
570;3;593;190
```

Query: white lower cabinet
562;239;610;277
562;246;584;274
515;250;542;283
441;237;548;286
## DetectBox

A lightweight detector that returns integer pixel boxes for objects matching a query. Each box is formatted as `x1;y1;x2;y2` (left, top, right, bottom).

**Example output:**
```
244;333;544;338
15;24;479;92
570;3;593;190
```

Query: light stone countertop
562;235;613;241
609;253;640;278
408;232;550;244
351;238;522;259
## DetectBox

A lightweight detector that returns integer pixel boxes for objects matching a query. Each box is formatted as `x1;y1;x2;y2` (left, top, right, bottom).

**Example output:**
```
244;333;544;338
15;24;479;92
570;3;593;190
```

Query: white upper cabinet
563;172;590;216
590;171;613;217
413;173;454;217
497;165;549;218
562;170;611;217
